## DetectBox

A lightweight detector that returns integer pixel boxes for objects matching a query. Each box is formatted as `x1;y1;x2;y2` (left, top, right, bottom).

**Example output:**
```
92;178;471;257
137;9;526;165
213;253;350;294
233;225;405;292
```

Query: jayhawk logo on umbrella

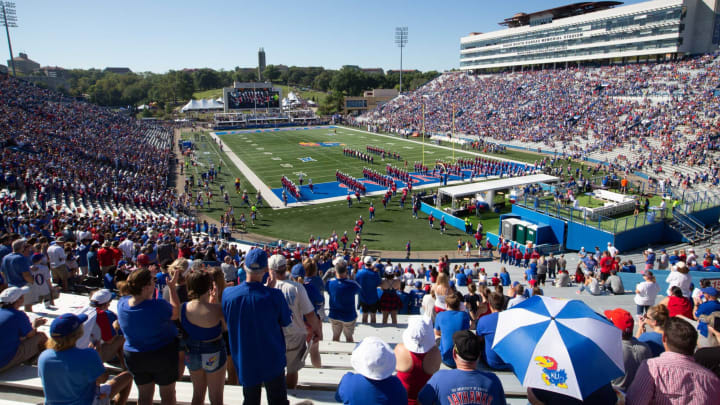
535;356;568;388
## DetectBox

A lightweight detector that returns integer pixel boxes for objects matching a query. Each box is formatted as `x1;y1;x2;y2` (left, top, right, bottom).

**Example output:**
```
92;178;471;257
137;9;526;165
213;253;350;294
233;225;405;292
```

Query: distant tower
258;48;266;81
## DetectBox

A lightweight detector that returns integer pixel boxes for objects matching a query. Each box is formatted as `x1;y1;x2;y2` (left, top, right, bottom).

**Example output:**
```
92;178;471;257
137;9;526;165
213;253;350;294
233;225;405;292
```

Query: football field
215;126;485;191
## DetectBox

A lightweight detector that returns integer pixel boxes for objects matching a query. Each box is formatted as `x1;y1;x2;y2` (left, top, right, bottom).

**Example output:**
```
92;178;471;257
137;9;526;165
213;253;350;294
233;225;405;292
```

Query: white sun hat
350;336;396;381
402;316;436;354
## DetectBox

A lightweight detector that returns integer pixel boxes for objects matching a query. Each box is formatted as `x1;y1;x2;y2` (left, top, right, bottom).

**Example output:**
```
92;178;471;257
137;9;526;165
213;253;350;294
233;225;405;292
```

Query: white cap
363;255;374;265
402;316;436;354
268;254;287;271
0;286;30;304
332;257;347;267
79;231;92;241
350;337;396;381
90;289;113;305
647;248;653;253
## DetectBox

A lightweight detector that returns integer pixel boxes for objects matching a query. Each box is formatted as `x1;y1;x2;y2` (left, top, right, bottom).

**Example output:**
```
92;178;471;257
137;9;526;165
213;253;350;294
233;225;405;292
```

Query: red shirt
599;256;614;274
396;351;433;405
97;248;114;267
667;296;694;319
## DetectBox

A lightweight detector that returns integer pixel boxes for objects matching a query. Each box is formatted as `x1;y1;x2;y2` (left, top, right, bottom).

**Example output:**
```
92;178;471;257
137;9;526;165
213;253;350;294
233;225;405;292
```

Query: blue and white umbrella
492;296;624;400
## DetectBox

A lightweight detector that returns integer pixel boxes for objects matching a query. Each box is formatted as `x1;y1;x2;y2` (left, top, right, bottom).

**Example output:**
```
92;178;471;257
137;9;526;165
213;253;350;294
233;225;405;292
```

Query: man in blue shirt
408;281;426;315
355;256;381;324
696;287;720;339
222;248;292;405
0;286;47;373
1;239;33;288
475;292;513;371
0;235;12;262
327;259;361;342
418;330;507;405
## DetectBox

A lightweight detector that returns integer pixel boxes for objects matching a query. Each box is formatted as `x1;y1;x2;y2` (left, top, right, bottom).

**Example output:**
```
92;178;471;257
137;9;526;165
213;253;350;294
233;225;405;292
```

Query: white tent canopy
181;98;224;112
438;174;559;209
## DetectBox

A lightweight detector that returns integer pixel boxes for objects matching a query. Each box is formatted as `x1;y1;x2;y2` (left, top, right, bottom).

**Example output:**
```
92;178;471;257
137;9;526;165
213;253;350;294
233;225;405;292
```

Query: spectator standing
222;249;291;405
117;268;181;405
418;330;506;405
666;262;692;297
46;237;69;291
626;317;720;404
355;256;381;324
267;254;322;389
0;286;47;373
395;316;441;405
434;292;470;368
327;259;361;342
336;336;407;404
634;271;660;316
182;270;226;405
39;313;133;405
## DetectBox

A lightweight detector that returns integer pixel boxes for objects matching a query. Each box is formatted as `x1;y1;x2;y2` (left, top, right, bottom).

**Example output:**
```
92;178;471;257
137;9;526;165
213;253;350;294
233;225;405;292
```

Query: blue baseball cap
50;313;88;337
414;281;422;288
244;249;268;272
291;263;305;278
701;287;718;297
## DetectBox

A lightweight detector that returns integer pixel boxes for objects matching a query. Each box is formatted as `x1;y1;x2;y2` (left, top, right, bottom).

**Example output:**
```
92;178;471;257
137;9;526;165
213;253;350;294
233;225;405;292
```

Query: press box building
459;0;720;72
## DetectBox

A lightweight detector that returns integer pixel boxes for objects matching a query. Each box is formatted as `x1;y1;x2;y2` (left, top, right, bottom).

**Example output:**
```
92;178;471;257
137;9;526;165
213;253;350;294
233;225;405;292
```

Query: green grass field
182;128;515;250
215;127;482;188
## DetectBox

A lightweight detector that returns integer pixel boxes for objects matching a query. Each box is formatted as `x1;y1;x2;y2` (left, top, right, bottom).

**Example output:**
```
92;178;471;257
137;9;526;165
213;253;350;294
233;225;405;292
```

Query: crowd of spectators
351;55;720;189
0;74;178;211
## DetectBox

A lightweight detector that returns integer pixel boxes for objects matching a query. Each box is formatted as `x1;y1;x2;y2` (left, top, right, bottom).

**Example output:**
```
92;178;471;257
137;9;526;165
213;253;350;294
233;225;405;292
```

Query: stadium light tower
0;1;17;76
395;27;408;94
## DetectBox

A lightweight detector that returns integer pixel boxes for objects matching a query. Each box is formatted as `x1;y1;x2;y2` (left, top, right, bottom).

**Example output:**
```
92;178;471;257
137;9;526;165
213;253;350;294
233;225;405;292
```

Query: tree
262;65;281;82
318;90;344;115
193;69;223;91
313;70;334;92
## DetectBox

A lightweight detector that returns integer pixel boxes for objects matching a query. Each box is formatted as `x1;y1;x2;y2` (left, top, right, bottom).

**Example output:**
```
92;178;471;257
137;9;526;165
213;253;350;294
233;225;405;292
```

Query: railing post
624;217;629;232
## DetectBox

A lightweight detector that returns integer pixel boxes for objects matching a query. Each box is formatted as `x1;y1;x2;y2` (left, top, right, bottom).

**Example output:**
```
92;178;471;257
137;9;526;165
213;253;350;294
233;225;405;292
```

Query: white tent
438;174;559;209
181;98;224;112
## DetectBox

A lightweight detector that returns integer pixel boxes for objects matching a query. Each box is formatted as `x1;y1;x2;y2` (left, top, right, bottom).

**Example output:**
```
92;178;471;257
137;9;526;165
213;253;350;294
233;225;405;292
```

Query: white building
460;0;720;71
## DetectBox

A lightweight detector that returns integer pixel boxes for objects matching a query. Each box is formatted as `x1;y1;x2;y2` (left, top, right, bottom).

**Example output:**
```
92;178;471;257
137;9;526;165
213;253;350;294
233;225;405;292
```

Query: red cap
604;308;634;334
529;279;537;287
136;254;150;267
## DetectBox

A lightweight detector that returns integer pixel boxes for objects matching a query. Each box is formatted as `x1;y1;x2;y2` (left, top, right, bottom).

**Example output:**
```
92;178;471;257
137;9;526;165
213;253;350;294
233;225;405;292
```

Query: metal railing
516;194;665;234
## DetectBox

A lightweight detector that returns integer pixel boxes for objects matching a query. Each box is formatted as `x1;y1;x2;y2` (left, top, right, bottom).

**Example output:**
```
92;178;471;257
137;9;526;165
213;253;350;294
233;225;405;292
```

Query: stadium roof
499;1;623;28
438;174;559;199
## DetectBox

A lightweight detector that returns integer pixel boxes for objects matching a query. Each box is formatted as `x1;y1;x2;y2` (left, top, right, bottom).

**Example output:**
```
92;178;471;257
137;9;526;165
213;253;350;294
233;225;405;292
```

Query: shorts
330;318;356;339
51;265;69;284
184;338;227;373
0;333;45;373
284;333;308;374
599;272;610;282
359;301;379;313
124;339;179;386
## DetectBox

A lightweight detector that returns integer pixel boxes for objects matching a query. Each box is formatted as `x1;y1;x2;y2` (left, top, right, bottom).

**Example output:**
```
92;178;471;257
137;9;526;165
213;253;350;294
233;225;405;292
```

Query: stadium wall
690;205;720;225
618;270;720;293
420;202;466;231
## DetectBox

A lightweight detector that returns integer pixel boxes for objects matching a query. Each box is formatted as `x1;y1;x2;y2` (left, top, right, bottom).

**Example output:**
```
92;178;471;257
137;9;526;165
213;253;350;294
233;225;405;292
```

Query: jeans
242;373;288;405
636;305;650;315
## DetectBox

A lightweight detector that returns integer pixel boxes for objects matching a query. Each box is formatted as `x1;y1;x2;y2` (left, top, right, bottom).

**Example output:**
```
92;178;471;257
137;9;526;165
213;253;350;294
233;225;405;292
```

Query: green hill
192;85;326;103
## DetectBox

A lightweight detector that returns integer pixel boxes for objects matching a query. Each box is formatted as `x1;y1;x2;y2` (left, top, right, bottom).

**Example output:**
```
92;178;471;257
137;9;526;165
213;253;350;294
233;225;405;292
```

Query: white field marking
339;125;528;165
271;157;282;160
257;147;264;150
264;152;273;155
281;164;294;168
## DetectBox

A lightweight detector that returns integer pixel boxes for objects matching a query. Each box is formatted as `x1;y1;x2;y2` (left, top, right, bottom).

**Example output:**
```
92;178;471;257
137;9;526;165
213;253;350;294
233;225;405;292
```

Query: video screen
226;88;280;109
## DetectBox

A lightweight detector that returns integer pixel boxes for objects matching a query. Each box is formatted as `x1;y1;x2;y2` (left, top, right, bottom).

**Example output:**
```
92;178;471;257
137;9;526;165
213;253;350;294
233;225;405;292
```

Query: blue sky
6;0;645;73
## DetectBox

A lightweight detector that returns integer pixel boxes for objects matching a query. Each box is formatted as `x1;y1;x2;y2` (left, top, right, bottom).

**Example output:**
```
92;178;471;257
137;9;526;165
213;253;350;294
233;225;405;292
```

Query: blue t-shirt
77;244;90;267
455;272;467;287
0;244;12;262
408;290;426;315
328;278;360;322
38;347;105;405
1;252;30;287
356;268;381;304
155;273;168;299
222;281;291;387
0;307;32;368
117;296;177;352
475;312;512;371
335;372;407;405
236;267;247;283
397;290;410;314
499;273;511;286
638;331;664;357
524;268;536;281
417;368;507;405
695;300;720;337
303;281;324;314
435;310;471;368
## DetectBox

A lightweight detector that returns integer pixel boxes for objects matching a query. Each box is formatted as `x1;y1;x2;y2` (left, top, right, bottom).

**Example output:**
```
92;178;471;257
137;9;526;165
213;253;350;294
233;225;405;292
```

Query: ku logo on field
535;356;568;389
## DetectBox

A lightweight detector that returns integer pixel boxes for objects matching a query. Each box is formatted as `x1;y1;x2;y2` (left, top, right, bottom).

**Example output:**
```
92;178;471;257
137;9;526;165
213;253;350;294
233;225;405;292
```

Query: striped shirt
625;351;720;405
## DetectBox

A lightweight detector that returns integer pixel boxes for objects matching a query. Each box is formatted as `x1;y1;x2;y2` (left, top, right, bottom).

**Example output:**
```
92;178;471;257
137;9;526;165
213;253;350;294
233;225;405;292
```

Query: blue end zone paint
270;170;486;203
618;270;720;294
